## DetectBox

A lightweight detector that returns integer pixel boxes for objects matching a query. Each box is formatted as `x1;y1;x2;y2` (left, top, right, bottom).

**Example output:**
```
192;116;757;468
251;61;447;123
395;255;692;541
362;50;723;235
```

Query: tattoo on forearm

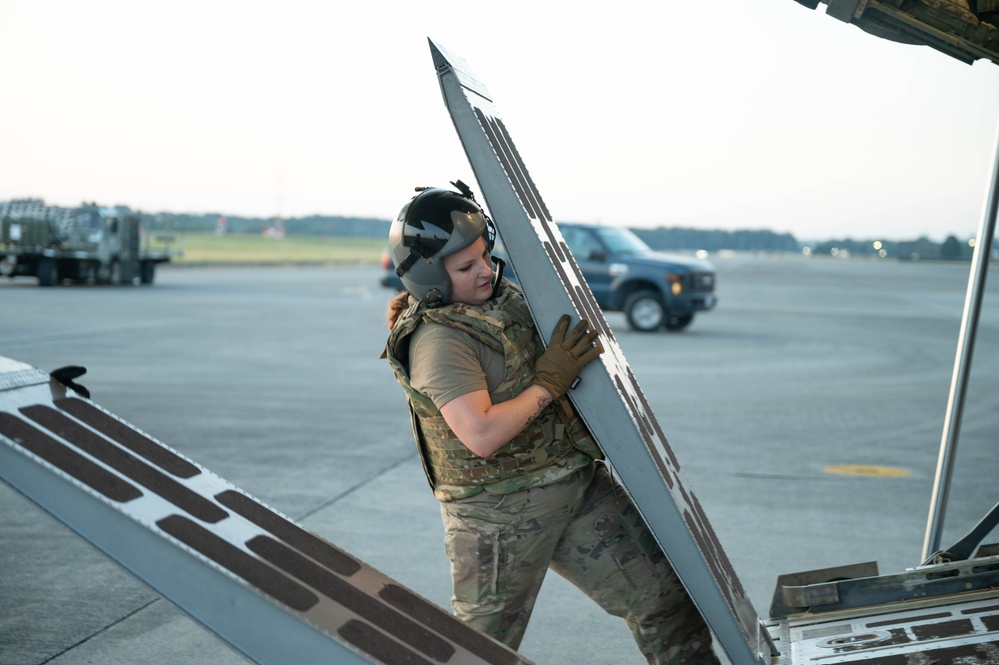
523;394;552;428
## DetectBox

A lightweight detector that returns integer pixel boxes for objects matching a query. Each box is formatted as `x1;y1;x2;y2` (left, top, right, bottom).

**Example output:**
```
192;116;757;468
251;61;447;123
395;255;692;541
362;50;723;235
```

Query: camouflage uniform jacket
384;281;602;501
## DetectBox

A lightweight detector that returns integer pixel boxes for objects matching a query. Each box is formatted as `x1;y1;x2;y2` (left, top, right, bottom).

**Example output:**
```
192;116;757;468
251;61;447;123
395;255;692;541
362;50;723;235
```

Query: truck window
79;210;102;231
562;227;604;260
593;226;650;255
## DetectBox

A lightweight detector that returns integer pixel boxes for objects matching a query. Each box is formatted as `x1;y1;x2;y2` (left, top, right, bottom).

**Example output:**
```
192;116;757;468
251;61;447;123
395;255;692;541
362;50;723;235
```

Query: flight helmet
390;183;496;307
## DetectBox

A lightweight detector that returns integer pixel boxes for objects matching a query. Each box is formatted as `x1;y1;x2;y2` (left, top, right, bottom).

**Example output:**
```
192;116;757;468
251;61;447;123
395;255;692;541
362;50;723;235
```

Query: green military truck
0;199;181;286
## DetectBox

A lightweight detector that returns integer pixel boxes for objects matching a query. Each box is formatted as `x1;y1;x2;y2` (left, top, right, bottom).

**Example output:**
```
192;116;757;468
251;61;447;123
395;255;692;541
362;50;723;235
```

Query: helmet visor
402;195;484;259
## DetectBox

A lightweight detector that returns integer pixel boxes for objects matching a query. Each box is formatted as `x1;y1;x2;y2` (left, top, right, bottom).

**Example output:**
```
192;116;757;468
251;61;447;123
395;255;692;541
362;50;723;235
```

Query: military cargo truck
0;199;181;286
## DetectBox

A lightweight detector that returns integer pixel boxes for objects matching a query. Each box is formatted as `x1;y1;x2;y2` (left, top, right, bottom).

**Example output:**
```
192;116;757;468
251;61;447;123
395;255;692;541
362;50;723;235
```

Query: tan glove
533;315;604;400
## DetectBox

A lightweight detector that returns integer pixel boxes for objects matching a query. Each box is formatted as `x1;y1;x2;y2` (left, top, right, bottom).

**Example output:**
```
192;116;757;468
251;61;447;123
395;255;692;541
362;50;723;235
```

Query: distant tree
940;235;964;260
894;236;941;261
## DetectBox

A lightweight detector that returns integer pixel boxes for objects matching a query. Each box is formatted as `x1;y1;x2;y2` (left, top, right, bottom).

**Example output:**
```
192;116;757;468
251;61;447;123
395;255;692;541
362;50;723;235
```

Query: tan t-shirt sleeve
409;322;504;410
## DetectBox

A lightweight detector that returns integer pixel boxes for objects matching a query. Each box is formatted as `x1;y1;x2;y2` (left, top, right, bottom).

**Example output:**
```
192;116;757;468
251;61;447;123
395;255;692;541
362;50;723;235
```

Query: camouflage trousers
439;462;720;664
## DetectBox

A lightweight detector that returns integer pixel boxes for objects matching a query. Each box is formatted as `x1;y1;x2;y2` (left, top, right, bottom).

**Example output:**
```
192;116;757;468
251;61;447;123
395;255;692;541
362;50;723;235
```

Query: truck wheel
624;290;664;332
139;261;155;285
110;260;123;285
37;258;59;287
664;313;694;331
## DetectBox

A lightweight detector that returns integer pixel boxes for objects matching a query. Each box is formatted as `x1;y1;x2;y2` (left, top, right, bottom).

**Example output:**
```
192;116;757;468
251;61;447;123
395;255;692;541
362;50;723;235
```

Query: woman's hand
532;315;603;400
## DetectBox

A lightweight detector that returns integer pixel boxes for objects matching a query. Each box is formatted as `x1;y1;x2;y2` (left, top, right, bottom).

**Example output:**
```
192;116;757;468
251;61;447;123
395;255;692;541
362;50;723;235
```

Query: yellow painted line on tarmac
824;464;910;478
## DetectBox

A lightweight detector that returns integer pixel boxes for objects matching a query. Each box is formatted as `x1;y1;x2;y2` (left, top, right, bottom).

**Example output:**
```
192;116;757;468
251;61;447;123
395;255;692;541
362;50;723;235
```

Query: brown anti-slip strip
0;413;142;503
338;619;434;665
215;489;362;577
55;398;201;478
247;535;455;663
157;514;319;612
983;612;999;632
911;618;975;640
379;584;523;665
20;405;227;524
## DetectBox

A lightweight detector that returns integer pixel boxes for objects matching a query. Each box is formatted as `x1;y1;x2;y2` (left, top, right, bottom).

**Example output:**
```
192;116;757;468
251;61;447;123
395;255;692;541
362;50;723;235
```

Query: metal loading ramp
0;357;535;665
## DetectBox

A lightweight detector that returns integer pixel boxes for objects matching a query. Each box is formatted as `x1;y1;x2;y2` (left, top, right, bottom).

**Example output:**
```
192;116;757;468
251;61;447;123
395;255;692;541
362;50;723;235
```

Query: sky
3;1;999;242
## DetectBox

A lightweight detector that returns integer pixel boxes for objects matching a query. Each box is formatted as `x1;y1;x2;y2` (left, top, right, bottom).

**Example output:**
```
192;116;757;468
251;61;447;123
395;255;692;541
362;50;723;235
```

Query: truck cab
557;221;717;332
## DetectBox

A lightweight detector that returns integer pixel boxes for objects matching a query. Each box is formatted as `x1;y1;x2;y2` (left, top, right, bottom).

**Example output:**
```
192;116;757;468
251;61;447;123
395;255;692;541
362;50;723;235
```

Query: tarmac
2;257;998;665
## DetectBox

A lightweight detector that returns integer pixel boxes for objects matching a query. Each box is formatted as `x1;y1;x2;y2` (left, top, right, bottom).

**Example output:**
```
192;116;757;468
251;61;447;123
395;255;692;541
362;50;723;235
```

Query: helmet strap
490;255;506;300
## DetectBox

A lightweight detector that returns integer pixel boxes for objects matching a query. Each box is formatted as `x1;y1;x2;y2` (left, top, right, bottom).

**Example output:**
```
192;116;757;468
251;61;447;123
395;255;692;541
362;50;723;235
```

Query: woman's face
443;237;494;305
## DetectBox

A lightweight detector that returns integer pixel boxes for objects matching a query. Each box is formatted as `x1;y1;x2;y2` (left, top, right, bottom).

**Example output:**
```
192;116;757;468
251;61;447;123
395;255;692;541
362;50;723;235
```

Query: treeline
147;211;805;252
808;236;973;260
630;226;974;260
146;211;391;238
630;227;799;253
142;210;973;260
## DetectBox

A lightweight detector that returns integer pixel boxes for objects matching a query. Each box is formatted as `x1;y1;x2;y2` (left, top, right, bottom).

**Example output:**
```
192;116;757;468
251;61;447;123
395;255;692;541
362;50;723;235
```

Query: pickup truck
556;222;716;332
381;221;717;332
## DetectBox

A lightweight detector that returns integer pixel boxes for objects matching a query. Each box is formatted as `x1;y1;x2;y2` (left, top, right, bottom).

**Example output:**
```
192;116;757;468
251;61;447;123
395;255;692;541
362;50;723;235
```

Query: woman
383;185;719;664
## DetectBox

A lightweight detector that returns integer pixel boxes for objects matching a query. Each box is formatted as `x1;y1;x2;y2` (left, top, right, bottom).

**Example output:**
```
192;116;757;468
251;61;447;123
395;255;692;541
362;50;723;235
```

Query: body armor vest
384;281;600;500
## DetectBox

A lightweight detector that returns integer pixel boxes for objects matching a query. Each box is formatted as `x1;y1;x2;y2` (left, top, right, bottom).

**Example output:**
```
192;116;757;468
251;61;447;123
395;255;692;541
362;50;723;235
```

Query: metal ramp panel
0;357;534;665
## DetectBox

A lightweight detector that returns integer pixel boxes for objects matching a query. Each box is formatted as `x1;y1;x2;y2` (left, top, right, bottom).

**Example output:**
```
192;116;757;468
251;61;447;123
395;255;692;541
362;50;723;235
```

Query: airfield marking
824;464;911;478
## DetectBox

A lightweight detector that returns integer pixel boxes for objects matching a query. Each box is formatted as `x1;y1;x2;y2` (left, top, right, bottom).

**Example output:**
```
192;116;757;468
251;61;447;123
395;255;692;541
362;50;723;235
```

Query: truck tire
664;313;694;331
139;261;155;285
109;260;123;285
624;289;664;332
37;258;59;287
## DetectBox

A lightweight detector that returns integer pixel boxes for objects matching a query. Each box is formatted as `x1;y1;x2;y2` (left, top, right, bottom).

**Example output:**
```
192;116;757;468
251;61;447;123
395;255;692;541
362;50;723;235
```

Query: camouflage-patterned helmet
390;186;495;308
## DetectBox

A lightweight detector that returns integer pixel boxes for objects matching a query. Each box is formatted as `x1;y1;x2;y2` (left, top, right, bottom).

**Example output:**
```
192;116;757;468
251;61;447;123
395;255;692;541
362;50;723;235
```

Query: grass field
166;232;386;266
